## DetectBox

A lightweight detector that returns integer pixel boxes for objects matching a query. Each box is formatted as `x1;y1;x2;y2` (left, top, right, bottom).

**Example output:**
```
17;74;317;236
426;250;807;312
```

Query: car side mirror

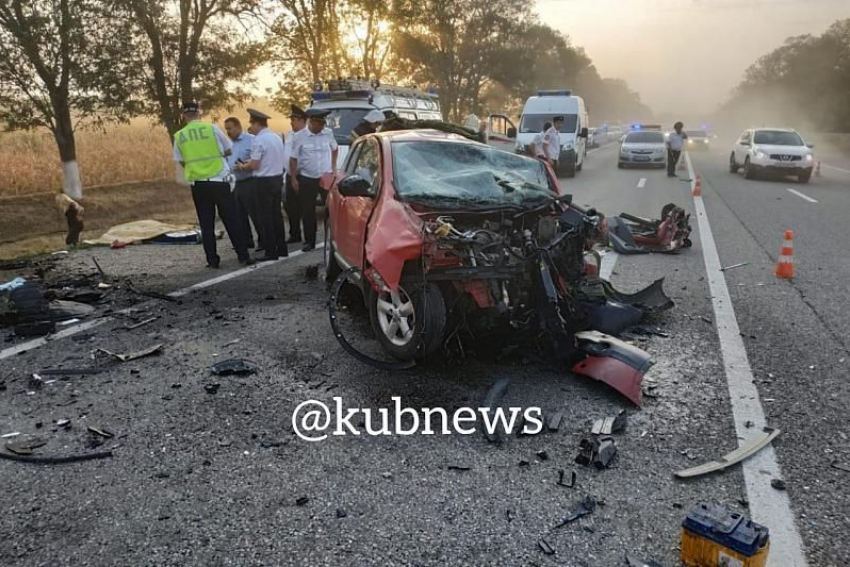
338;174;373;197
507;127;517;139
580;127;589;138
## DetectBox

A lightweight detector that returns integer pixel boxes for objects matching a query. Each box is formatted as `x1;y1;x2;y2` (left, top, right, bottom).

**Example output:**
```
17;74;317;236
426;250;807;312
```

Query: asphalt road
0;141;846;566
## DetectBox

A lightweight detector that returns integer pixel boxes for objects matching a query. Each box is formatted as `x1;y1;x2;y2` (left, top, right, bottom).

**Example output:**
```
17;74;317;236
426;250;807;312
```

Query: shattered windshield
391;141;555;209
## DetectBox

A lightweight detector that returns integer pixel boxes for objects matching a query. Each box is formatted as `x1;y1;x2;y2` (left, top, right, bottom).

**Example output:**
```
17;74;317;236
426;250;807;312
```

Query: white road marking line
599;251;619;280
823;163;850;174
0;243;326;361
637;178;646;188
786;188;818;203
685;154;808;567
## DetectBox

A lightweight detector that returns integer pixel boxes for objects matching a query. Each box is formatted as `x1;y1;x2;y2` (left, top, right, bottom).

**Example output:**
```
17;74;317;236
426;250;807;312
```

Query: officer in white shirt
235;108;288;260
290;108;339;252
541;116;564;169
666;121;688;177
283;105;307;244
531;121;552;159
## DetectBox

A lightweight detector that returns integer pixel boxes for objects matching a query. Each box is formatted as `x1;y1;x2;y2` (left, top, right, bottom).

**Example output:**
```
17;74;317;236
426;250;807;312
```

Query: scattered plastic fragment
674;427;780;478
547;411;563;432
557;469;576;488
211;358;259;376
555;495;597;527
537;538;555;555
771;479;786;490
5;438;47;455
295;497;309;506
96;343;163;362
87;426;114;439
576;437;617;469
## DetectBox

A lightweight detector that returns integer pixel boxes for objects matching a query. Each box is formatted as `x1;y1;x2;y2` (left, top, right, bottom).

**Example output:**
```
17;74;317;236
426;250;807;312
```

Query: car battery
681;503;769;567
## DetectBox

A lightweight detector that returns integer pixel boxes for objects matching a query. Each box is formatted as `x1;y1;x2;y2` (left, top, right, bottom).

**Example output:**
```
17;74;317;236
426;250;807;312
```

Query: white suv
730;128;815;183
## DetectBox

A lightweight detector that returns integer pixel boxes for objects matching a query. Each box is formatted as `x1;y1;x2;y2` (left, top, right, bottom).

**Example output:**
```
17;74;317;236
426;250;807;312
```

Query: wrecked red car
324;129;672;405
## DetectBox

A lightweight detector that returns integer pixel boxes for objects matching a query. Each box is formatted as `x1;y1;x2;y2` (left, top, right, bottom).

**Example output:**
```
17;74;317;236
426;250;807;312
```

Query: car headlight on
756;150;766;159
805;154;814;162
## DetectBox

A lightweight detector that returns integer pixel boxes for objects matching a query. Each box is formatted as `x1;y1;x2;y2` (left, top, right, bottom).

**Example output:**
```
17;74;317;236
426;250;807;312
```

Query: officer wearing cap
235;108;288;261
350;109;384;142
173;101;253;268
542;116;564;170
283;105;308;244
289;108;338;252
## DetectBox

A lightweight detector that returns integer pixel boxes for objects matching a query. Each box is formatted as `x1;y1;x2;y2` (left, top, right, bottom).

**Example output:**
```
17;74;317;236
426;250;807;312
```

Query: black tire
368;282;446;361
729;153;739;173
561;160;577;178
743;157;756;180
617;162;625;169
798;171;812;184
323;218;341;287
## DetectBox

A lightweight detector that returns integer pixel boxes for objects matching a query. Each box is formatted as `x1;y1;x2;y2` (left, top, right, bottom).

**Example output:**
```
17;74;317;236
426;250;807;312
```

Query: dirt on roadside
0;179;197;259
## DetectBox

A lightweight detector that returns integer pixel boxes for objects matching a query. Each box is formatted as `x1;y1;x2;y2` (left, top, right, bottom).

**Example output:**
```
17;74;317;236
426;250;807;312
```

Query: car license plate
634;156;650;162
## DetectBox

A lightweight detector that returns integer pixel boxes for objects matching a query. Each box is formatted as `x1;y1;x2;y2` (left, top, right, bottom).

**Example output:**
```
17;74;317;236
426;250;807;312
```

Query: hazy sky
536;0;850;116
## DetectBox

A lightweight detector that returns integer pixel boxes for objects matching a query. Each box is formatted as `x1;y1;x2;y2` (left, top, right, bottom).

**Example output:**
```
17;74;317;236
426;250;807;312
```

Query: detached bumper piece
607;203;692;254
571;331;653;406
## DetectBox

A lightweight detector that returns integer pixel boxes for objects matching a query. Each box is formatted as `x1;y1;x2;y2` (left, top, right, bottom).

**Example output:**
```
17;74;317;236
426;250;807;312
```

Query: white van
488;90;590;178
308;79;443;164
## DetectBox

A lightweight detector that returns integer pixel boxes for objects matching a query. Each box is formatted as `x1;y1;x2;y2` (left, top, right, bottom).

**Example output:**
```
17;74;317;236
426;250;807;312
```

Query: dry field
0;119;176;197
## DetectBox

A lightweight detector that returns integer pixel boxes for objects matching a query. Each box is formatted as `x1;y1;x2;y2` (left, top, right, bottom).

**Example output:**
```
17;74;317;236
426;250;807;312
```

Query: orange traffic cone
774;230;795;279
692;174;702;197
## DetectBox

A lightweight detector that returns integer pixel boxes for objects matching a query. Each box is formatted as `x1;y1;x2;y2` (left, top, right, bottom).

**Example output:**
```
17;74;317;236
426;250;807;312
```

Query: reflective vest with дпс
175;122;226;182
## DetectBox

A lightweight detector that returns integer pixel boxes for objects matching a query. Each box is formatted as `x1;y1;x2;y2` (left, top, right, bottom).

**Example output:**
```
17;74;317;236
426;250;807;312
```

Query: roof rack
311;78;439;107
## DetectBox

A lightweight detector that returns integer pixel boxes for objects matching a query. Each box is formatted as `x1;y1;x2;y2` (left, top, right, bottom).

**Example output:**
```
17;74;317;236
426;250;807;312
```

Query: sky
536;0;850;117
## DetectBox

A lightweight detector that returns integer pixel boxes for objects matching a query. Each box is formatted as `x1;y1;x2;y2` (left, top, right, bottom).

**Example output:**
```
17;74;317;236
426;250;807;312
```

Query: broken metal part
124;316;158;330
557;469;576;488
537;538;555;555
594;278;674;314
555;495;597;527
328;268;416;371
674;427;781;478
5;438;47;455
211;358;259;376
575;438;595;466
595;438;617;469
87;426;114;439
572;331;653;406
95;344;163;362
625;552;665;567
0;448;113;464
592;410;627;435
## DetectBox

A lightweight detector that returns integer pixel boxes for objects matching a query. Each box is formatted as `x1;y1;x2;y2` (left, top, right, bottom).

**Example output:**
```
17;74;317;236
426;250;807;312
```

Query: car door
487;114;517;152
334;138;381;269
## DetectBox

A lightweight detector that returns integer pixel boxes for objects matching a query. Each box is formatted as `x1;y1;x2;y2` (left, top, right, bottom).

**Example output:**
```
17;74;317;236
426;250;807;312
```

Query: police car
618;124;667;169
308;79;443;165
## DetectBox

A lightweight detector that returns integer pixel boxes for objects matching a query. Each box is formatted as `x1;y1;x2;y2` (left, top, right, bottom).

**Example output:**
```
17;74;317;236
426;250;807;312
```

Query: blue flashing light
311;92;331;100
537;90;572;97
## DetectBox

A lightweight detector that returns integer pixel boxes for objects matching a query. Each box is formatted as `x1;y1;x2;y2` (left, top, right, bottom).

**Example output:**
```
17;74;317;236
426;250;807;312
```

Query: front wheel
798;171;812;184
561;160;577;178
369;283;446;361
729;153;739;173
323;219;341;287
743;157;757;180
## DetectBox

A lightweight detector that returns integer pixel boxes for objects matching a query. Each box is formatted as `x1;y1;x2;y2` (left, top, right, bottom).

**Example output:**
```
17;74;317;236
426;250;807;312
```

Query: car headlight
563;143;574;151
515;143;526;153
805;154;814;162
756;151;766;159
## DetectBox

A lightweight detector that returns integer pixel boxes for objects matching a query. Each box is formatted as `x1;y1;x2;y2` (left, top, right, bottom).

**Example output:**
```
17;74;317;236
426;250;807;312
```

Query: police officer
283;105;307;244
224;116;257;249
531;121;552;159
666;121;688;177
172;102;253;268
542;116;564;169
235;108;288;261
289;108;339;252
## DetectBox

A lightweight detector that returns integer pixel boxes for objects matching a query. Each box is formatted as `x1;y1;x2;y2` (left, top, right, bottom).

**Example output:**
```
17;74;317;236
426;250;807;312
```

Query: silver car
618;131;666;169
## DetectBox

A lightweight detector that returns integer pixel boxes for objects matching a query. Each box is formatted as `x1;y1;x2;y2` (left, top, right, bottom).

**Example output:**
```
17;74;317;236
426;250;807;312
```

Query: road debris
591;410;627;435
831;461;850;473
557;469;576;488
555;495;597;527
5;438;46;455
87;426;114;439
204;383;220;394
608;204;692;254
447;464;471;472
537;538;555;555
95;343;163;362
547;411;563;432
295;496;309;506
721;261;749;272
0;448;114;464
211;358;259;376
575;437;617;469
124;316;158;330
771;479;787;490
674;427;780;478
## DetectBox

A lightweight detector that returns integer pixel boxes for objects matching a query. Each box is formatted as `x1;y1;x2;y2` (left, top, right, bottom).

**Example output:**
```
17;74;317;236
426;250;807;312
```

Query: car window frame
351;138;381;195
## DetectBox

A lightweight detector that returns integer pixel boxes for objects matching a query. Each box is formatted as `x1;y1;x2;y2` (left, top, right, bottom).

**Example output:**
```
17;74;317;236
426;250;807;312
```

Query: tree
118;0;266;138
0;0;138;198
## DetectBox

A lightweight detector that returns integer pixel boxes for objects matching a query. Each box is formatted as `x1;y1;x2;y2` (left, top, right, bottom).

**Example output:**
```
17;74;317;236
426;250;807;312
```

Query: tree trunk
52;103;82;200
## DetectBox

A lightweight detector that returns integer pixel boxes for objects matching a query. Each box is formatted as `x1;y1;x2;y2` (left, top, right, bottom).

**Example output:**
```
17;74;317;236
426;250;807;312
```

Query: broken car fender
364;196;424;291
571;331;653;406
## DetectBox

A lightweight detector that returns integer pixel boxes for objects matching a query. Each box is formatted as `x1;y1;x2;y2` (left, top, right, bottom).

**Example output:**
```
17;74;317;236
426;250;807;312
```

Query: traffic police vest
174;121;225;182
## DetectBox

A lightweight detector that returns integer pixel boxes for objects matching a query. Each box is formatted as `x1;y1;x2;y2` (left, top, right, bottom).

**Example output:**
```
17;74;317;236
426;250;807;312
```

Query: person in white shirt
235;108;288;260
666;121;688;177
531;121;552;159
290;108;339;252
283;105;308;244
541;116;564;169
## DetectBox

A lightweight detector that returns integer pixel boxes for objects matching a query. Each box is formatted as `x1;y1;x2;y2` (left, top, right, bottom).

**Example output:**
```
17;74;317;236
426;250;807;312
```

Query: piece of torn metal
555;495;597;527
87;426;114;439
95;344;163;362
572;331;652;406
537;538;555;555
5;438;47;455
592;410;627;435
674;427;781;478
211;358;259;376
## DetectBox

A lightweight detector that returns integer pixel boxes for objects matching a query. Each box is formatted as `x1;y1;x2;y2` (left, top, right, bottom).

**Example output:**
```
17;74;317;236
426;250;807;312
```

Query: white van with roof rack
486;90;590;178
308;79;443;164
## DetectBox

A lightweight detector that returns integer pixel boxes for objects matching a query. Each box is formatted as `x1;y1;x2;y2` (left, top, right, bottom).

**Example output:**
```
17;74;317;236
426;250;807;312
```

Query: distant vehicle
490;90;590;178
729;128;815;183
588;128;598;148
685;130;711;151
618;130;667;169
309;78;443;165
